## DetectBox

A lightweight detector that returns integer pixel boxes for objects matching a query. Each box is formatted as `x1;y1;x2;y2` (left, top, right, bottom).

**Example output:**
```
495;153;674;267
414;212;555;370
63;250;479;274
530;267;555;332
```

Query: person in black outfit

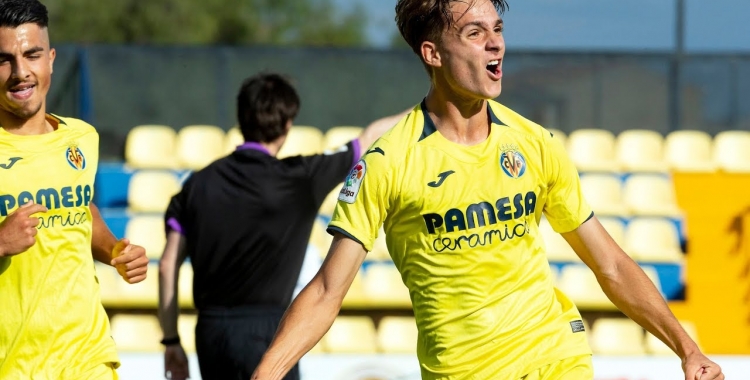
156;72;407;380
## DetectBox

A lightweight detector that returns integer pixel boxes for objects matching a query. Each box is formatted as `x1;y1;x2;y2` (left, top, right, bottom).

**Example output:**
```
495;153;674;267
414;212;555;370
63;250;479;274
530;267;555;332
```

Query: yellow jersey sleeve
542;130;592;233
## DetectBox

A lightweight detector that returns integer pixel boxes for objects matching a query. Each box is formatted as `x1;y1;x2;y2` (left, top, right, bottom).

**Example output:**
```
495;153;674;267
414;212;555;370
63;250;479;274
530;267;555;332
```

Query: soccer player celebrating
251;1;724;379
0;1;148;378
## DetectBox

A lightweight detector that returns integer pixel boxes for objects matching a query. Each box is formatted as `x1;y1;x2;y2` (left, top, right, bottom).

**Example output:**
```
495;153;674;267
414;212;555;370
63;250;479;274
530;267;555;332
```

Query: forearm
90;203;117;265
254;279;342;379
158;258;180;338
597;257;699;358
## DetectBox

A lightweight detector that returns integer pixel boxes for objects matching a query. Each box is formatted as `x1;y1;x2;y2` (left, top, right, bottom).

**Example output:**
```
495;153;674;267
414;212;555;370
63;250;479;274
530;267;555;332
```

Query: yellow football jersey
329;100;593;379
0;115;119;378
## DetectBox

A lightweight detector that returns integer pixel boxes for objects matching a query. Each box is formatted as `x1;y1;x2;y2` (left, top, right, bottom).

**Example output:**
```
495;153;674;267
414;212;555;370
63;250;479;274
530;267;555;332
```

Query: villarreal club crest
66;144;86;170
500;145;526;179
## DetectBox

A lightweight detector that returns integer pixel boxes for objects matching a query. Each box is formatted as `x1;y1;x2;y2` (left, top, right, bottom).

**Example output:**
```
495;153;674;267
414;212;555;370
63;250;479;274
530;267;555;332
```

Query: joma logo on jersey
422;191;537;234
0;185;93;217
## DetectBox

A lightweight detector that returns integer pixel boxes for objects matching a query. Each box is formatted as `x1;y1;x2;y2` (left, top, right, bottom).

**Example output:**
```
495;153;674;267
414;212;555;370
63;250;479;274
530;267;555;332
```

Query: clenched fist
111;238;149;284
0;202;48;257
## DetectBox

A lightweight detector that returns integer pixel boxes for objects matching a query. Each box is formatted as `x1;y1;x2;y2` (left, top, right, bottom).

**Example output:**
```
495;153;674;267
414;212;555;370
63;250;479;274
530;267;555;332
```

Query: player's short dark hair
0;0;49;29
395;0;508;55
236;73;300;143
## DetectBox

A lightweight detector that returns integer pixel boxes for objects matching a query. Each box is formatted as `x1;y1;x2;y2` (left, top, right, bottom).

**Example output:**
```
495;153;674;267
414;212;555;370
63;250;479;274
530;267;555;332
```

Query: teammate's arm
251;233;367;380
562;218;724;380
90;202;148;284
158;230;190;380
356;108;410;151
0;201;47;257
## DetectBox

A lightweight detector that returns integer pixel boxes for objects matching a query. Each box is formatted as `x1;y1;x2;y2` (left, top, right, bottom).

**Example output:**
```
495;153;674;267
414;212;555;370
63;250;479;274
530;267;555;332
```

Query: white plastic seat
125;125;178;169
615;129;667;172
713;130;750;172
322;316;378;353
622;174;681;217
625;218;683;263
566;129;619;172
125;216;167;260
110;314;162;352
377;316;418;354
539;218;580;262
557;265;614;310
664;130;715;172
176;125;226;170
579;174;628;217
127;170;181;213
590;318;645;355
363;263;411;307
277;126;323;158
224;127;245;154
323;126;363;151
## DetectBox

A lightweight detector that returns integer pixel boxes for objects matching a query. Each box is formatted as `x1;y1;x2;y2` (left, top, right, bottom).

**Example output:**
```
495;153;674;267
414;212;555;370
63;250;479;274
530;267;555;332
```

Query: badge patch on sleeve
339;160;366;203
570;320;585;333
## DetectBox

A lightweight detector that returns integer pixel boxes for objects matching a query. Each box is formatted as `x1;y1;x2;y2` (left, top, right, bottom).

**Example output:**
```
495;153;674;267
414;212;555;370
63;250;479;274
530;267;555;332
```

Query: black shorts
195;306;300;380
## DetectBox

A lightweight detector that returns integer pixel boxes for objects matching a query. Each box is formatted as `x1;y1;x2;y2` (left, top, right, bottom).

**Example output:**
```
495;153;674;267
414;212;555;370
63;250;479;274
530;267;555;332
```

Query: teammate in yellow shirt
0;1;149;378
252;0;724;379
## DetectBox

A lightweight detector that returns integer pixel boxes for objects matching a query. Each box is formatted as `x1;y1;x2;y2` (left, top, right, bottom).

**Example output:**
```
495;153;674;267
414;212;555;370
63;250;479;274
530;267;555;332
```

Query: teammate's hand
164;344;190;380
111;238;148;284
0;201;48;257
682;351;724;380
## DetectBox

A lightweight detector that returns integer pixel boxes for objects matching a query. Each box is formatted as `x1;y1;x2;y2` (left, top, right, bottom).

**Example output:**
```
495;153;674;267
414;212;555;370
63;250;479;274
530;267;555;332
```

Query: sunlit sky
336;0;750;52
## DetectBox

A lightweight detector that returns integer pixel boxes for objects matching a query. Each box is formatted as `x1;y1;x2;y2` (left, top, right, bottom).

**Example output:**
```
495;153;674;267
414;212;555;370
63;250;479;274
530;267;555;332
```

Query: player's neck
424;88;490;146
264;134;286;157
0;110;55;135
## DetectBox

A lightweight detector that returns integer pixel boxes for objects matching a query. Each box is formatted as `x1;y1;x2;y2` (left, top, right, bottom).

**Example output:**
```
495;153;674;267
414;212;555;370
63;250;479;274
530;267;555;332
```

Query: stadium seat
125;216;167;259
127;170;181;213
590;318;645;355
178;263;194;308
277;126;323;158
622;174;681;217
713;130;750;172
323;126;363;151
625;218;683;263
176;125;227;170
664;130;715;172
124;125;178;169
117;264;159;307
645;320;700;355
579;174;628;217
363;263;411;307
377;316;418;354
615;129;667;172
556;265;614;310
566;129;619;172
322;316;378;353
110;314;162;352
224;127;245;154
309;218;333;259
539;218;580;262
318;185;342;216
547;128;567;148
178;314;198;353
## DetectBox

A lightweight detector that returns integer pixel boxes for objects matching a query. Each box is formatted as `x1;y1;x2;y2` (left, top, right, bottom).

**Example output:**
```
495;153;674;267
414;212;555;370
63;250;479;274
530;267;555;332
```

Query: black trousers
195;306;300;380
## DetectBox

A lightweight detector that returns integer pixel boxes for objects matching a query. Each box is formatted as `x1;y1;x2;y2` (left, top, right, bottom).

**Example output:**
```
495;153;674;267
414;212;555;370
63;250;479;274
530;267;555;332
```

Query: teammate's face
0;24;55;120
430;0;505;100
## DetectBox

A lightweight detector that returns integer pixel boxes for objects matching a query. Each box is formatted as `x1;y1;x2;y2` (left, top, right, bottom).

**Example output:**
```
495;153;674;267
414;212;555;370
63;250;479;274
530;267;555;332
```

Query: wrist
160;336;181;346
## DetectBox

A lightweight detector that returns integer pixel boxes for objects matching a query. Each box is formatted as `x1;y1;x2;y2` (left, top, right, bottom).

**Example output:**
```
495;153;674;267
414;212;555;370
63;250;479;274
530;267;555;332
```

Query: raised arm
251;233;367;380
562;217;724;380
356;108;411;151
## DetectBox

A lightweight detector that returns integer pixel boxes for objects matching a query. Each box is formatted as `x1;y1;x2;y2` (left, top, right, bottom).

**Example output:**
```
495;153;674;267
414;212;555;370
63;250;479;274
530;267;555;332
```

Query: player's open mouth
9;84;35;100
486;60;502;79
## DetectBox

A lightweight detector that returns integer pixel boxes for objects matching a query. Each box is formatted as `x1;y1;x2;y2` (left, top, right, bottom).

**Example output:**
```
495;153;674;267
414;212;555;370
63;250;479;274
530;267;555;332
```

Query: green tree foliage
45;0;367;46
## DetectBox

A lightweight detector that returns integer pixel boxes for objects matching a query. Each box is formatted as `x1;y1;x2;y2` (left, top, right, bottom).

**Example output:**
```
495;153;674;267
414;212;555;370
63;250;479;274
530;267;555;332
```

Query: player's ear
48;47;56;74
421;41;441;69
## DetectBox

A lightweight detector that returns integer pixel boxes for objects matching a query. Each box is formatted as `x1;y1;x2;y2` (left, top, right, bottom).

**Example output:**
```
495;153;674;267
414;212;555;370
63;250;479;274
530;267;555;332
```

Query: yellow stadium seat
713;130;750;172
615;129;667;172
579;174;628;217
125;216;166;260
125;125;178;169
117;264;159;307
178;314;198;353
377;316;418;354
178;263;194;308
539;218;580;262
622;174;681;217
323;126;363;151
322;316;378;353
664;130;714;172
176;125;227;170
566;129;619;172
363;263;411;307
277;126;323;158
547;128;567;148
110;314;162;352
127;170;181;213
318;185;342;216
224;127;245;154
625;218;683;263
590;318;645;355
556;265;614;310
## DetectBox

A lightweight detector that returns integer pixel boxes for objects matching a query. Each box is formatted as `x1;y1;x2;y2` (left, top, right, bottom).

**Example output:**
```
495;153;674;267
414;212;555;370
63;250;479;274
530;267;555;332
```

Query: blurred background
44;0;750;378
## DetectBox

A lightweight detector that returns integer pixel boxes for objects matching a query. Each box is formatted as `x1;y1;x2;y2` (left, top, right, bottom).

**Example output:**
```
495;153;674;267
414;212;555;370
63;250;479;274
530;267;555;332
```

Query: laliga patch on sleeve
339;160;366;204
570;320;585;333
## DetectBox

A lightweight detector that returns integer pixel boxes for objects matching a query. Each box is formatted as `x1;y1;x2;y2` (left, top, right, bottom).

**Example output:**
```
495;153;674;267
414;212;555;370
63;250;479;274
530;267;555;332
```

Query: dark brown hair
236;73;300;143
